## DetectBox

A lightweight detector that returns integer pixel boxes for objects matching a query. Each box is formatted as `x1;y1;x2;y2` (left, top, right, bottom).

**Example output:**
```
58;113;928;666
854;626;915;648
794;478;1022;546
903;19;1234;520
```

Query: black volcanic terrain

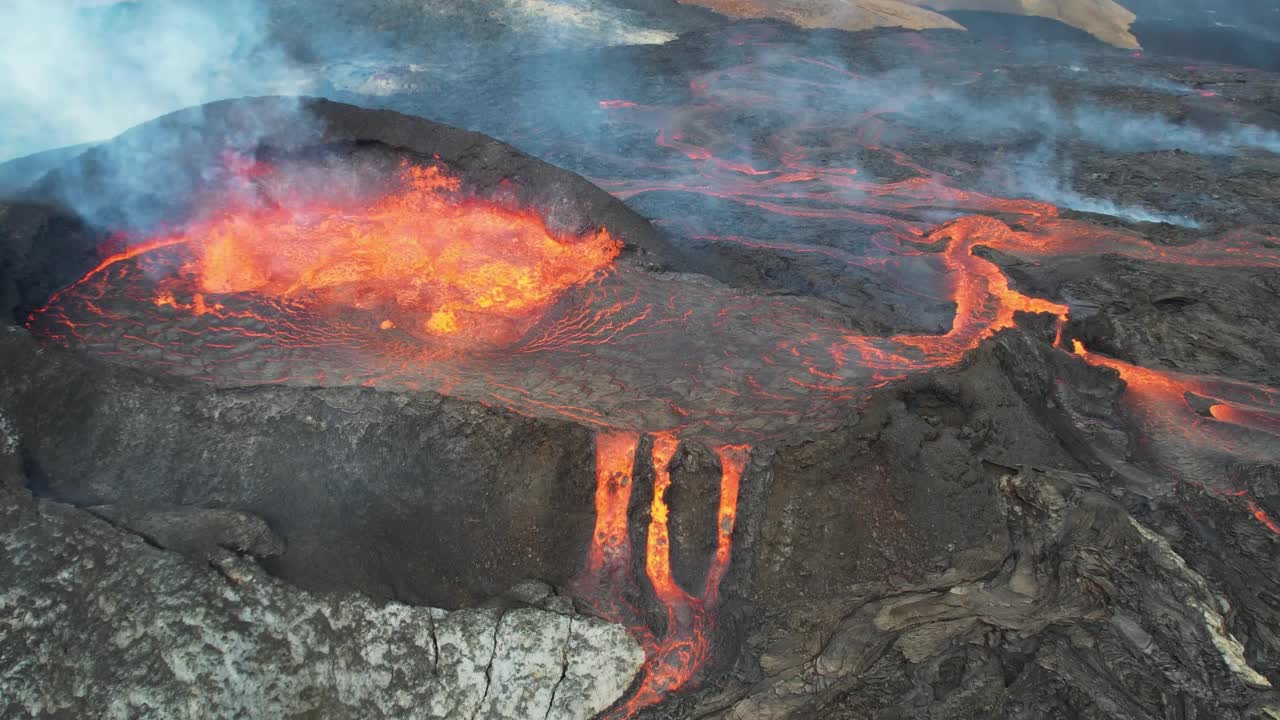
1;3;1279;719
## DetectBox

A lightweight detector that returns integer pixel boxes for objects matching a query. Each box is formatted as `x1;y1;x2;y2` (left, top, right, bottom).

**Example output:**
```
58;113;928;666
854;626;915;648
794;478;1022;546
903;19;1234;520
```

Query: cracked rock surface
0;480;643;719
676;328;1280;719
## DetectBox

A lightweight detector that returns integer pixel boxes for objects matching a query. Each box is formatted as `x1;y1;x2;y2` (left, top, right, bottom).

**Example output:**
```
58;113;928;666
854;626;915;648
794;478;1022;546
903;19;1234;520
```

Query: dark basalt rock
724;465;1279;719
0;325;597;609
681;327;1280;719
86;502;286;563
0;479;643;720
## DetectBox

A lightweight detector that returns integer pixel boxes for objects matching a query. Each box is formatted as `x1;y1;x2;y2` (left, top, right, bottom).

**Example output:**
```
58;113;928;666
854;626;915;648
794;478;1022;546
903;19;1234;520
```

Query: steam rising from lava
905;86;1280;156
1000;144;1202;227
41;159;621;353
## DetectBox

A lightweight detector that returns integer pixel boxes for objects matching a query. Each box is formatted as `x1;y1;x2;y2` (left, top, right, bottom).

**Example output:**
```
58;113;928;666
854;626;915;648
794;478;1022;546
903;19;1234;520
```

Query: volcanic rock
675;0;964;32
1013;253;1280;386
725;464;1279;717
0;325;599;609
702;329;1280;718
86;502;286;563
0;482;643;719
678;0;1138;47
908;0;1140;48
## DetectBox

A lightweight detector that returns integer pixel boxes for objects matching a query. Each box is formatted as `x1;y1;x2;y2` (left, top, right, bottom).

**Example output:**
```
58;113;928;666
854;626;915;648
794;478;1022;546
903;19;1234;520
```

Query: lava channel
574;432;750;719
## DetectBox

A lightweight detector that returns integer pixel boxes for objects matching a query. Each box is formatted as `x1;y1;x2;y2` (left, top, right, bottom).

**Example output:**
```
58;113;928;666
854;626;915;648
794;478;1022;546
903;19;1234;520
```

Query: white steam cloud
1003;145;1203;228
0;0;304;162
911;86;1280;156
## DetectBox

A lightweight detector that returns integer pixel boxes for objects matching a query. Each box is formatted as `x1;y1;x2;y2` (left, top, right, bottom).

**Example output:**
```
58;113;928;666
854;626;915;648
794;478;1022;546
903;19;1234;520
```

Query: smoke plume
1002;145;1202;227
0;0;303;163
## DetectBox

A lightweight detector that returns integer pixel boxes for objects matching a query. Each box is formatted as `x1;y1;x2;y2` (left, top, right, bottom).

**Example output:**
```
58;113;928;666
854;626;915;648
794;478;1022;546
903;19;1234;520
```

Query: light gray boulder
0;487;643;719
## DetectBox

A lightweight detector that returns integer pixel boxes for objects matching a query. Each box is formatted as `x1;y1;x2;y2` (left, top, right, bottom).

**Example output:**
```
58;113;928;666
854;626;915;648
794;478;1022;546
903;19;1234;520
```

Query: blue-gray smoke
0;0;304;163
1002;145;1202;227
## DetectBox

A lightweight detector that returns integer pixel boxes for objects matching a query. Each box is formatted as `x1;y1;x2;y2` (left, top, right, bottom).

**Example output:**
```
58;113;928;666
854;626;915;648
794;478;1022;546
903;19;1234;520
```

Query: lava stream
587;432;643;576
578;432;750;719
1071;340;1280;448
1071;341;1280;535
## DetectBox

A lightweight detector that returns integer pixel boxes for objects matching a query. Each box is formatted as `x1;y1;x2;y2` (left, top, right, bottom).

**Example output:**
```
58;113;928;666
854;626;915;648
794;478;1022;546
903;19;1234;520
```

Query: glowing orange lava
1070;340;1280;437
704;444;748;601
844;216;1072;376
1249;501;1280;535
645;432;683;603
1209;404;1280;437
587;431;642;575
1071;340;1280;536
579;432;751;720
163;162;620;349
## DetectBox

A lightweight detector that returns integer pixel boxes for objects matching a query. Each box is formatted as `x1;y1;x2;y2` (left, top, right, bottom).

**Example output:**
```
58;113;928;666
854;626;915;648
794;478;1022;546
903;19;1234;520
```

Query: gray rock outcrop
0;484;644;719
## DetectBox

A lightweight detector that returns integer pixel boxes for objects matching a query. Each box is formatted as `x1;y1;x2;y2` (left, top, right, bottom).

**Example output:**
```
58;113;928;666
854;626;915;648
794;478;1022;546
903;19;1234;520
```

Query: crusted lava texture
675;327;1280;718
0;326;599;609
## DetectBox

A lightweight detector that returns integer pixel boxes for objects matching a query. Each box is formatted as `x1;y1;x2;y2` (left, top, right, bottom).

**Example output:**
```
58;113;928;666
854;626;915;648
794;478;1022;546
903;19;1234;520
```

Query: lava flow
1072;339;1280;455
22;31;1280;718
575;433;751;719
1071;340;1280;534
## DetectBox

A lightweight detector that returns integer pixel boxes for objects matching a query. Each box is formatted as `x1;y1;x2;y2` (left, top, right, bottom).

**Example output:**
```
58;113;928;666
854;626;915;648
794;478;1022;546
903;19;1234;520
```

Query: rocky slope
0;317;601;610
692;328;1280;718
0;472;644;719
674;0;963;32
678;0;1138;46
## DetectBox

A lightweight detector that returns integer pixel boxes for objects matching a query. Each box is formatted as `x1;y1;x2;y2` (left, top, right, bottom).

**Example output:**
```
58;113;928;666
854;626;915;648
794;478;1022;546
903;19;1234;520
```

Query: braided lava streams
24;40;1280;718
573;433;750;719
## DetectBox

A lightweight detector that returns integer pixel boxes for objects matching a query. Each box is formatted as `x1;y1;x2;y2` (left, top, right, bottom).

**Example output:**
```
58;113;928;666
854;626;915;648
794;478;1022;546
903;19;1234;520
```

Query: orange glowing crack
28;235;191;323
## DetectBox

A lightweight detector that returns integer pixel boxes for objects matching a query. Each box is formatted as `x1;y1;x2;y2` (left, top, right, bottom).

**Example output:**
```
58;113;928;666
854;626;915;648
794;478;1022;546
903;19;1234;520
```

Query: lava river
25;34;1280;720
